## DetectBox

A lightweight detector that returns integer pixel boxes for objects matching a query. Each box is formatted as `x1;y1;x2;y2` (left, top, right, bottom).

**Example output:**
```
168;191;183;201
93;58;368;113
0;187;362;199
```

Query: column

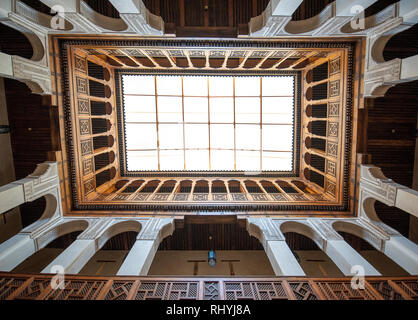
116;240;157;276
41;239;96;274
0;234;36;271
265;240;306;276
116;218;174;276
247;218;306;276
325;240;381;276
383;236;418;275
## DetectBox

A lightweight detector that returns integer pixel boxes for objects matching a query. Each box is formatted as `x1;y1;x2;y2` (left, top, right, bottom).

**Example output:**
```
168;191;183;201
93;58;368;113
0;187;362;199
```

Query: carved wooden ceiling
52;36;357;215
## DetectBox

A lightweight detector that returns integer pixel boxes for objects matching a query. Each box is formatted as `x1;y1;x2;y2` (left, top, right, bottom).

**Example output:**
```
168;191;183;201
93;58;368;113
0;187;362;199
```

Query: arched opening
374;201;412;239
95;167;116;188
79;221;142;276
305;136;326;152
291;181;311;193
91;118;111;135
115;180;129;191
211;180;227;193
307;120;327;137
228;180;243;193
88;61;110;81
94;151;115;171
0;24;33;59
93;135;114;150
157;180;177;193
333;222;409;276
244;180;263;193
90;101;112;116
260;181;280;193
12;220;89;273
306;104;327;118
139;180;160;193
123;180;145;193
149;221;274;276
280;221;343;277
283;231;344;277
275;180;298;193
194;180;209;193
177;180;192;193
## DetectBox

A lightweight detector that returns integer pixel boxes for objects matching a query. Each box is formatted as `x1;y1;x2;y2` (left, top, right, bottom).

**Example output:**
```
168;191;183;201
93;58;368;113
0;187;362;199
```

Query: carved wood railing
0;273;417;300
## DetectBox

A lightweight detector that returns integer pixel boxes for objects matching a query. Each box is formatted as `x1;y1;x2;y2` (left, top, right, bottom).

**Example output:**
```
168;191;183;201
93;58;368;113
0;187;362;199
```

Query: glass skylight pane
183;76;207;96
235;77;260;96
157;97;183;123
123;75;155;95
262;151;292;171
209;77;233;96
262;97;293;124
235;97;260;123
156;76;182;95
236;151;260;171
209;98;234;123
124;96;156;123
236;124;260;150
262;76;294;96
127;150;158;171
210;124;234;149
184;97;208;122
123;74;295;172
211;150;234;170
125;123;157;149
185;150;209;170
262;125;293;151
185;124;209;148
158;124;183;149
159;150;184;170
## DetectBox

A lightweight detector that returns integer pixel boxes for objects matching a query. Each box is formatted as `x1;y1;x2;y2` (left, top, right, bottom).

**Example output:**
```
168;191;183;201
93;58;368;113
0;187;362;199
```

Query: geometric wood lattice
0;273;417;300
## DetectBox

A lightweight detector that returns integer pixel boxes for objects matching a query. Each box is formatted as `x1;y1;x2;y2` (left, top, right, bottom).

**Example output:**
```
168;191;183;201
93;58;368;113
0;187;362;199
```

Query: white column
0;234;36;271
265;240;306;276
325;240;381;276
41;239;96;275
116;217;174;276
116;239;157;276
384;236;418;275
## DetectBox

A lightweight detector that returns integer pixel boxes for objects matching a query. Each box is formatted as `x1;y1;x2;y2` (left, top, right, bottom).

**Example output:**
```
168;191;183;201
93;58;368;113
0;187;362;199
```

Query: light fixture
208;250;216;267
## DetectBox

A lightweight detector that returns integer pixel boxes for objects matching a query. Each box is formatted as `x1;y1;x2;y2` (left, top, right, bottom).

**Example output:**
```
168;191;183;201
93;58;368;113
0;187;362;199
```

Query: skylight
122;74;294;172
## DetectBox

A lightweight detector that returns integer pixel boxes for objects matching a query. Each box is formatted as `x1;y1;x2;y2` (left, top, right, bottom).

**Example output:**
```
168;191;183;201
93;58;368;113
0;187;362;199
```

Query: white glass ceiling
122;74;294;171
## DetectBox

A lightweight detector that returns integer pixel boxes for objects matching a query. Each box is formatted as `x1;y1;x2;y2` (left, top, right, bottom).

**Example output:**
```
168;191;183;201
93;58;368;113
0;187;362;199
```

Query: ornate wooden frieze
84;178;95;195
76;76;88;94
79;119;91;135
80;139;93;156
328;102;339;117
326;160;337;177
327;122;339;137
329;57;341;76
77;98;90;114
82;158;93;175
329;80;340;97
74;55;87;73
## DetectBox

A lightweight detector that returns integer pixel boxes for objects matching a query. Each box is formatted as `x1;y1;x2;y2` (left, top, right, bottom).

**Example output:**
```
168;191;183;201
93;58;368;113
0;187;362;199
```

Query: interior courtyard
0;0;417;300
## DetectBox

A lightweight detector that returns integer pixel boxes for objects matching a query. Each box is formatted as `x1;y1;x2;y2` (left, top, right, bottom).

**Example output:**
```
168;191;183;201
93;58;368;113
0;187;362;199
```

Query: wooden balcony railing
0;273;417;300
